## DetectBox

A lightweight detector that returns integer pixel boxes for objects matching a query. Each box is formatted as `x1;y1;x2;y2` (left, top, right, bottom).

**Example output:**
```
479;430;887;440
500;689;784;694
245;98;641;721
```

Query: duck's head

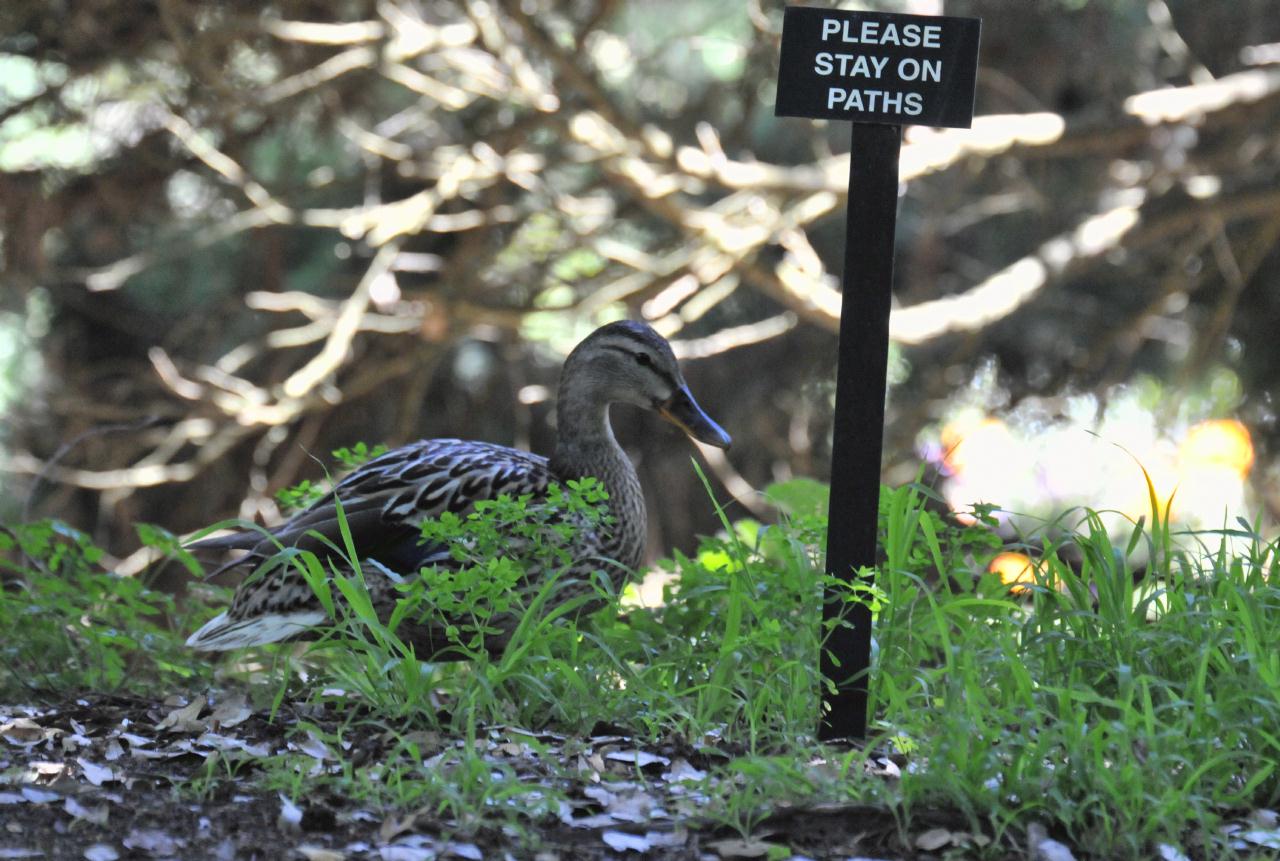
562;320;732;450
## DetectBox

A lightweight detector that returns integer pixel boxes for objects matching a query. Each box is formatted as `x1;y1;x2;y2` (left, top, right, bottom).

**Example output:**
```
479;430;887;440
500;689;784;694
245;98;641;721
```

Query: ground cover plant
2;462;1280;859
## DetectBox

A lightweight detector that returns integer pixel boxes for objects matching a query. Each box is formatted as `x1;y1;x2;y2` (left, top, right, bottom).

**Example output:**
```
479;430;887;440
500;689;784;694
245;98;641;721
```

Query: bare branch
282;241;402;400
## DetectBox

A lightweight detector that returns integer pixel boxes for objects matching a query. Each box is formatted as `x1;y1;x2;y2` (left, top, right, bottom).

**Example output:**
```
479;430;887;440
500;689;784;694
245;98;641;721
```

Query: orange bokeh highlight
940;417;1011;477
989;551;1039;594
1178;418;1254;479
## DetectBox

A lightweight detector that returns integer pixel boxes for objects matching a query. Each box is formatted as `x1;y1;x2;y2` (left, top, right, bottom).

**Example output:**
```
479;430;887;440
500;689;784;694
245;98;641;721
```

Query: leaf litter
2;693;1232;859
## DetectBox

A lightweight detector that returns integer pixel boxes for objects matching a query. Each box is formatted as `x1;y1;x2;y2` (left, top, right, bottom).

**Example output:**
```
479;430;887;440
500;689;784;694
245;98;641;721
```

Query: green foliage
871;497;1280;858
277;466;833;747
283;477;623;726
331;441;389;470
593;473;832;746
0;520;213;698
275;442;391;511
293;469;1277;856
274;478;321;512
5;459;1280;858
409;480;611;655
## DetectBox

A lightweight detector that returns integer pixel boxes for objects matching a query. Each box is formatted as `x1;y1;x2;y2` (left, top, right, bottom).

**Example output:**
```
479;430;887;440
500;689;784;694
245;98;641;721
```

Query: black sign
776;6;980;128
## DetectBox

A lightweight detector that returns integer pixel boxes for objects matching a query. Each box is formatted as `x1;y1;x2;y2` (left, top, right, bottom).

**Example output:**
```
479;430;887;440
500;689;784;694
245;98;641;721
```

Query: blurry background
2;0;1279;569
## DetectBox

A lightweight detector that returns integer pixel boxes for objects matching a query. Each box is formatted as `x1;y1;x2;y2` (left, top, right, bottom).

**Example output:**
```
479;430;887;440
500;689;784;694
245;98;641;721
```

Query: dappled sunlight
936;411;1258;535
622;568;679;609
1169;418;1254;526
939;416;1036;525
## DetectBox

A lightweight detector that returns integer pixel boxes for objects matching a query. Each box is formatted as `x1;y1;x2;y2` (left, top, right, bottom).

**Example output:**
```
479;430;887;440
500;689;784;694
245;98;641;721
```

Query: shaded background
2;0;1279;571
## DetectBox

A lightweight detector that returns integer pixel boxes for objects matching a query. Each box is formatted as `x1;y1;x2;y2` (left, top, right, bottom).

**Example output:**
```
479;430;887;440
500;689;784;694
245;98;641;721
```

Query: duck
185;320;731;656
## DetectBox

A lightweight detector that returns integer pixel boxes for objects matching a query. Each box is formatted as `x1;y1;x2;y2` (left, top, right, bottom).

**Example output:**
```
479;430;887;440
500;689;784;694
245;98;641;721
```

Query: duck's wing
189;438;553;563
186;439;554;652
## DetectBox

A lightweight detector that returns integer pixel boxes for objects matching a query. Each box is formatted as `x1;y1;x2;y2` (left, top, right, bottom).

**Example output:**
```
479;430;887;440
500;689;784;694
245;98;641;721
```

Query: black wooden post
820;122;901;740
774;5;980;741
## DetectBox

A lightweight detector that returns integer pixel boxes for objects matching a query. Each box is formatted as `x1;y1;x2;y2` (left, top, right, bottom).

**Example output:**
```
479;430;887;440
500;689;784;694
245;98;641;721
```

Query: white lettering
896;56;943;84
813;52;890;79
846;54;871;77
827;87;926;116
823;17;944;48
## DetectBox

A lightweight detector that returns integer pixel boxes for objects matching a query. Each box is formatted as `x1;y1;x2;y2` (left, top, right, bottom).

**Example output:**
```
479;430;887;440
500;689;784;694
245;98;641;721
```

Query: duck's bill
659;386;732;450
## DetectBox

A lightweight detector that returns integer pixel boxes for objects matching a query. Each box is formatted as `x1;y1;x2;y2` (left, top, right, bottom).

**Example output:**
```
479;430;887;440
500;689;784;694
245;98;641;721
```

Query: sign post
775;6;980;741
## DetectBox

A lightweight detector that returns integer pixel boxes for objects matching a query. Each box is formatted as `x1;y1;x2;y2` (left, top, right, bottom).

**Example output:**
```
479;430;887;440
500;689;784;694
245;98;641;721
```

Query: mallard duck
185;320;730;654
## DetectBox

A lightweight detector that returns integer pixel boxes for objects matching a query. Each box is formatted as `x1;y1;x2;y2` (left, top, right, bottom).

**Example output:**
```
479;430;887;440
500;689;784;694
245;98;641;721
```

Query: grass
872;489;1280;857
0;520;216;697
3;469;1280;858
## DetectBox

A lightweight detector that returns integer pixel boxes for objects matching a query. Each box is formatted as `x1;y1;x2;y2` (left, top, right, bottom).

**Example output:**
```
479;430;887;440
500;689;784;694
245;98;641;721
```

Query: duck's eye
634;352;653;367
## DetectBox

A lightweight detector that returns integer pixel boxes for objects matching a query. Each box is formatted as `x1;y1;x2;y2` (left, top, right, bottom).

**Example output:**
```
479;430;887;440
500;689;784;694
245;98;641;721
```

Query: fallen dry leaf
184;732;271;758
662;759;707;784
380;810;420;842
122;828;182;855
291;731;332;761
77;757;116;786
25;761;69;782
602;830;651;852
64;796;110;825
209;693;252;729
378;845;433;861
1236;829;1280;850
0;719;48;746
915;827;955;851
155;696;207;734
19;787;59;804
296;846;345;861
83;844;120;861
707;837;784;858
1157;843;1191;861
605;750;670;768
278;794;303;830
1028;823;1077;861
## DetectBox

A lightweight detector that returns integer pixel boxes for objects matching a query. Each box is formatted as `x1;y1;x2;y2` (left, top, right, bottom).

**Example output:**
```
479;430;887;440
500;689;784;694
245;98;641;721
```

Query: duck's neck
550;384;627;482
550;382;647;570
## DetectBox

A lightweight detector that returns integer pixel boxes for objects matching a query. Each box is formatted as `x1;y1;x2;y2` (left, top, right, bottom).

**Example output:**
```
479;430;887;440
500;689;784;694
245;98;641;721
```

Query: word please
820;17;943;48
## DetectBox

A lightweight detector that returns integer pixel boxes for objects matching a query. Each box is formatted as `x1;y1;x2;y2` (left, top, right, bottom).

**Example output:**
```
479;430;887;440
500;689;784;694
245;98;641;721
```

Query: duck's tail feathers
185;610;326;651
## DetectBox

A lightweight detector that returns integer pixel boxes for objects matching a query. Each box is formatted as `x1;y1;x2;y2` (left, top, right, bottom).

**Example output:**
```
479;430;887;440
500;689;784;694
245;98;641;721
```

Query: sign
774;7;981;741
776;6;980;128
